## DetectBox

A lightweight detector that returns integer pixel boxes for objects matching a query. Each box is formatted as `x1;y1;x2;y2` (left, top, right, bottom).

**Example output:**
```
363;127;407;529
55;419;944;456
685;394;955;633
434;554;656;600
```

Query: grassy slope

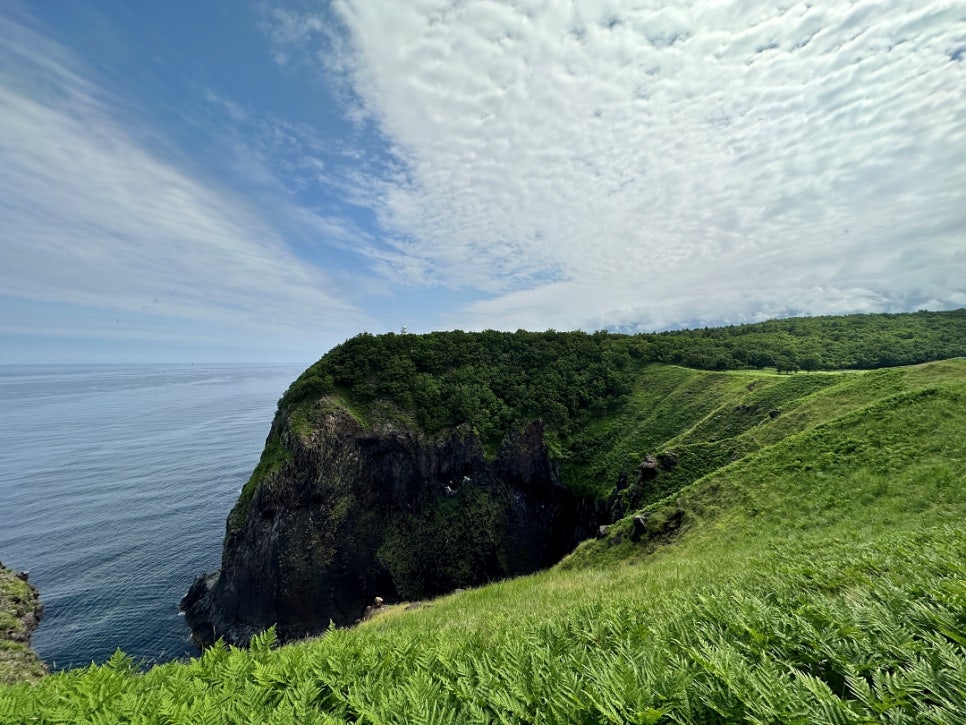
2;361;964;722
566;365;849;505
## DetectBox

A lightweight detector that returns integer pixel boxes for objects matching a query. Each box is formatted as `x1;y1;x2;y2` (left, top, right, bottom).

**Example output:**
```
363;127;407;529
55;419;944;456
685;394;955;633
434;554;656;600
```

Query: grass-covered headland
2;310;965;723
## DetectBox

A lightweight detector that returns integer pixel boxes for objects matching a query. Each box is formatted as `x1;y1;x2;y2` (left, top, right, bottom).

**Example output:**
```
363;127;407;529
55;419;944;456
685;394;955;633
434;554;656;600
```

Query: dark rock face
607;449;679;521
182;409;591;647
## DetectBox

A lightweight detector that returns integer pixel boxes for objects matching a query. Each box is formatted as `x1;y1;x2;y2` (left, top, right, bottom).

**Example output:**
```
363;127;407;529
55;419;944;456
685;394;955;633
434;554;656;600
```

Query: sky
1;1;964;363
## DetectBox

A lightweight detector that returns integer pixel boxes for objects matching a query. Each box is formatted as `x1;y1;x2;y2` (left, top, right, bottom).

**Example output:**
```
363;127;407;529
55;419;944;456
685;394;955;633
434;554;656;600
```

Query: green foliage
279;312;966;431
376;486;505;599
0;567;45;686
648;308;966;371
281;329;636;447
3;357;966;722
261;310;966;503
2;532;963;722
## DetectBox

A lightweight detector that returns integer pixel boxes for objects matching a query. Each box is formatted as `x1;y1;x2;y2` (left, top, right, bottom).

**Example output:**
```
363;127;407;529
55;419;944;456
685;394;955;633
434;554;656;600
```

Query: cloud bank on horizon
1;1;964;361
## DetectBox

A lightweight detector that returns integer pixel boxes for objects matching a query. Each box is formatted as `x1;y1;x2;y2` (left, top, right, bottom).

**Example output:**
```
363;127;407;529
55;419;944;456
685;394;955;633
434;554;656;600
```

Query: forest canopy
279;309;966;450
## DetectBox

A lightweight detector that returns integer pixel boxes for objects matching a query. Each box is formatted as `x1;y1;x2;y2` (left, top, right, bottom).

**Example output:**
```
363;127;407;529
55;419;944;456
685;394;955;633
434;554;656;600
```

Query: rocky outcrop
607;450;678;520
0;562;46;684
182;403;592;647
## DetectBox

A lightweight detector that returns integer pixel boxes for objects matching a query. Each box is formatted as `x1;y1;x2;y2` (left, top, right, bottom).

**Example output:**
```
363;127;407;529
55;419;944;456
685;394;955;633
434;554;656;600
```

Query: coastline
0;561;46;685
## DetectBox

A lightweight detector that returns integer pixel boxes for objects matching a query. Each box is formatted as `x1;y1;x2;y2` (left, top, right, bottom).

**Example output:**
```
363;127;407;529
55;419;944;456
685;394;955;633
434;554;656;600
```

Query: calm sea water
0;364;305;670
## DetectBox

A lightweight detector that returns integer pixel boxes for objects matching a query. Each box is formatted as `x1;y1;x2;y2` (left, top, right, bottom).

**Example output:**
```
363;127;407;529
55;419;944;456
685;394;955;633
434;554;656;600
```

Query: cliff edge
0;561;46;685
182;398;592;647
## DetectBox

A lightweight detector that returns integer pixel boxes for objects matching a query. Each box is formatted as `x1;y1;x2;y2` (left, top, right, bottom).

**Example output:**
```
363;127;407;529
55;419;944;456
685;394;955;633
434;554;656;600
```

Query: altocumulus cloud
317;0;966;331
0;14;368;355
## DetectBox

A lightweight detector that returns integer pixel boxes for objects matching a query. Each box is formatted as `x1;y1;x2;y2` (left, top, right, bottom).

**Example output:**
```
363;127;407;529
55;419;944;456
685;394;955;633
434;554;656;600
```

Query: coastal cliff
183;316;966;649
0;562;46;684
182;398;592;646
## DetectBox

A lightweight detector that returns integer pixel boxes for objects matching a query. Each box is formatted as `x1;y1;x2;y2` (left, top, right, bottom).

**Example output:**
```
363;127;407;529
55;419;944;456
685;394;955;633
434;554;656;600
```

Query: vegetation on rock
0;565;45;686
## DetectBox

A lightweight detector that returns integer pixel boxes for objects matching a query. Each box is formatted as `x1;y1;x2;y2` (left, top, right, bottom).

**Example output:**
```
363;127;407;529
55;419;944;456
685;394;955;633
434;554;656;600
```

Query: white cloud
321;0;966;330
0;14;370;354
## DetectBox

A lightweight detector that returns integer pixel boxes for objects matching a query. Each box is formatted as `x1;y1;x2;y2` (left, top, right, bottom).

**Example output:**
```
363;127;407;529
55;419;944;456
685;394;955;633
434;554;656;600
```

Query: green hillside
240;309;966;513
2;342;964;721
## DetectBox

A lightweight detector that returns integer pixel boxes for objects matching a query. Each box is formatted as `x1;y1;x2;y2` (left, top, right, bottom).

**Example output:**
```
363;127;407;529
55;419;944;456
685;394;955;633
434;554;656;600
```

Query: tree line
279;309;966;448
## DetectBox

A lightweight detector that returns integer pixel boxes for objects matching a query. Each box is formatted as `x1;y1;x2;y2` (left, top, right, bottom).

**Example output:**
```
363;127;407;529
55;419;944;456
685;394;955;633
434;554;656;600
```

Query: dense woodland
280;308;966;458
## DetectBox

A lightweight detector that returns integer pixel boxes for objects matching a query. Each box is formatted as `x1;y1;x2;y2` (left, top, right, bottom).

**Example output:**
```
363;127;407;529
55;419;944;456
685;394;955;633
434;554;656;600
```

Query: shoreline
0;561;47;684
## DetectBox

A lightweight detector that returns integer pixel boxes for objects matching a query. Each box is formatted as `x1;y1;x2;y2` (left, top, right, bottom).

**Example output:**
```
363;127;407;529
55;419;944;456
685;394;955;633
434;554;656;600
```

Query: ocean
0;363;305;670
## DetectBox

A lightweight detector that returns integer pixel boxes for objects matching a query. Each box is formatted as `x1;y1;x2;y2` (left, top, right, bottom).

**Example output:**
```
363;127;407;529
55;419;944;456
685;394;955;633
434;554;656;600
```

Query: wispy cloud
259;4;328;67
318;0;966;330
0;13;370;355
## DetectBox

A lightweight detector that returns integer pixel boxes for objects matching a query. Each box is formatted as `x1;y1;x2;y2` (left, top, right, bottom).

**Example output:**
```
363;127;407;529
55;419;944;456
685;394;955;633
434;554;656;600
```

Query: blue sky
1;1;964;363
